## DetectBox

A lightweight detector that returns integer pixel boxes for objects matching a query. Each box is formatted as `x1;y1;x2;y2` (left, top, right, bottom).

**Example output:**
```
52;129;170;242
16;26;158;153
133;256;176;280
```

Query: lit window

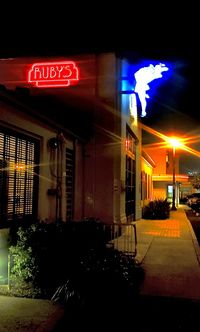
0;130;39;223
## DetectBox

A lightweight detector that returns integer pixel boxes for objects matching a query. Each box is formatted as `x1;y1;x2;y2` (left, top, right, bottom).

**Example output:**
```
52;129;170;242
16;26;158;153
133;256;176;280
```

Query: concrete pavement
136;204;200;299
0;295;64;332
1;204;200;331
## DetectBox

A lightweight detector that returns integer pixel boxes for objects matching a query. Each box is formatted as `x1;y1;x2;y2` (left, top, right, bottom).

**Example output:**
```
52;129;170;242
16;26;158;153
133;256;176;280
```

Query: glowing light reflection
144;220;180;238
141;123;200;159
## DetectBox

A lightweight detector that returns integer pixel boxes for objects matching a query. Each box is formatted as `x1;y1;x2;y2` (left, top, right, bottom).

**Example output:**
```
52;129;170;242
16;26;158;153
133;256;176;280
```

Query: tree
190;174;200;190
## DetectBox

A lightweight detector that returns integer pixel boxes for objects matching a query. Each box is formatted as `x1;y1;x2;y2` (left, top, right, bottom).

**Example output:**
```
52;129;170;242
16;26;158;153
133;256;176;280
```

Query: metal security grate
66;148;74;221
0;130;39;224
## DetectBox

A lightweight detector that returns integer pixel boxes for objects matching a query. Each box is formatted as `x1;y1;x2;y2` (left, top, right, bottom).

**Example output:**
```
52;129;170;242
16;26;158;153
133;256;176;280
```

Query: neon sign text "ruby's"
27;61;79;88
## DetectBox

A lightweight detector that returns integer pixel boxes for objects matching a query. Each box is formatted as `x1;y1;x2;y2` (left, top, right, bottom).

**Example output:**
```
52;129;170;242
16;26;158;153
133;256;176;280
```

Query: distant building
143;145;190;206
141;150;155;207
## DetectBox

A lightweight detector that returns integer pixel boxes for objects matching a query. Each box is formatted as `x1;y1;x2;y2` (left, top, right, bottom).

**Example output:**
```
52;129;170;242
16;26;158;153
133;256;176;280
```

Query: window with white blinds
0;130;39;223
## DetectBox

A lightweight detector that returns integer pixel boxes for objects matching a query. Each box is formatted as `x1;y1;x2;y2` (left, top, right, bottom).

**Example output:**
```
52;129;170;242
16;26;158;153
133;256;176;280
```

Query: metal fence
103;222;137;257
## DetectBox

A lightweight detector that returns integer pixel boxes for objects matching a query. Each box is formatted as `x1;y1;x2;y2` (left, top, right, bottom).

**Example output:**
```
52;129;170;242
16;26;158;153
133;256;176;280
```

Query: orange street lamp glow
168;137;183;148
141;123;200;210
141;123;200;158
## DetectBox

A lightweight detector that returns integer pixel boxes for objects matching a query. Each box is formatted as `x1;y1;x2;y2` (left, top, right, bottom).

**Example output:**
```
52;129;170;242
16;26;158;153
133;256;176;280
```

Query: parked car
187;193;200;207
190;198;200;214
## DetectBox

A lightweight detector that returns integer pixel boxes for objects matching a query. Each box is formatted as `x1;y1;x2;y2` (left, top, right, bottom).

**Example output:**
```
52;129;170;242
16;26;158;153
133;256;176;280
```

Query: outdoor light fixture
15;164;25;171
48;137;59;149
125;139;130;151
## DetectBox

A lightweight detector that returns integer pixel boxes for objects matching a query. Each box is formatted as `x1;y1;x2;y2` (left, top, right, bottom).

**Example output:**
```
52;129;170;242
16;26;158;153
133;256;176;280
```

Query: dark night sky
1;5;199;173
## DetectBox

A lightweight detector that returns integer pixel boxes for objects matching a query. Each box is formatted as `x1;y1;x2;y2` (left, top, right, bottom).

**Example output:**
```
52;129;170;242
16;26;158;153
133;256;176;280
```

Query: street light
168;137;182;211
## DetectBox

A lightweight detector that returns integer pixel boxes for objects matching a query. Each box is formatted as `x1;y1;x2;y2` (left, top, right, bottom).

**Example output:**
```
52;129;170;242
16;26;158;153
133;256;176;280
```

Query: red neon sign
27;61;79;88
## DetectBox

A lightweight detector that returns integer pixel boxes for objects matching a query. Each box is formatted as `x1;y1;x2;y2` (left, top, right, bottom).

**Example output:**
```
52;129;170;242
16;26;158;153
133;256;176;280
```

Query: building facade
143;146;189;206
141;150;155;208
0;53;142;227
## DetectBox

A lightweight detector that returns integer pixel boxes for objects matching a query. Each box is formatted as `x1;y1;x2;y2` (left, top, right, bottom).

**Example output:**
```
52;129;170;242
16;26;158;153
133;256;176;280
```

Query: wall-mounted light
48;137;58;149
15;164;25;171
125;139;130;151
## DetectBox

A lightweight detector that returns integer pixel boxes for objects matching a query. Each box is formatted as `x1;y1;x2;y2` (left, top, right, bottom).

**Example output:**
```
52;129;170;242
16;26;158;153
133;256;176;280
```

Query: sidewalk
0;295;64;332
136;204;200;299
1;205;200;331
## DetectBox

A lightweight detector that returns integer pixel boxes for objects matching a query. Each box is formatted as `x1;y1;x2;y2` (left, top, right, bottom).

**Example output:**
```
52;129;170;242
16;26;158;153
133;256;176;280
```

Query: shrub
9;224;42;298
8;220;145;301
51;248;145;311
142;198;171;219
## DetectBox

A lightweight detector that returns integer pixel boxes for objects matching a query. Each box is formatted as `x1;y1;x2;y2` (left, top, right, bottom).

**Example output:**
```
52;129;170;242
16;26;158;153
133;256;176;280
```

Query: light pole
168;138;182;211
171;144;177;210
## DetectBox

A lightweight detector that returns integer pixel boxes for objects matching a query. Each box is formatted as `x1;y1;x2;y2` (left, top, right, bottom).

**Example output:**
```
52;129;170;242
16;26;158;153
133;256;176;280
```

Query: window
141;171;147;200
125;130;136;156
167;185;173;203
147;174;151;199
0;129;39;224
125;127;136;222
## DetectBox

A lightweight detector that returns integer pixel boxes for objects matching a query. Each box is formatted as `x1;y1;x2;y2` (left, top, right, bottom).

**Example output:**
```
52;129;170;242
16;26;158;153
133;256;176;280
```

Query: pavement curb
185;210;200;265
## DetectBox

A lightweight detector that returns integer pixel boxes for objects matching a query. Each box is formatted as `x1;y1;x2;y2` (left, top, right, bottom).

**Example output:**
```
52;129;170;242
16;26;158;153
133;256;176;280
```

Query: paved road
185;209;200;245
53;294;200;331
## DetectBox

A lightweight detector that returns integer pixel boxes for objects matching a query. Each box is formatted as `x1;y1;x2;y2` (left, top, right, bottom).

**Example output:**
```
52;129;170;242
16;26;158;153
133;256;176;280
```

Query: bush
9;224;42;298
142;198;171;219
8;220;145;301
51;248;145;311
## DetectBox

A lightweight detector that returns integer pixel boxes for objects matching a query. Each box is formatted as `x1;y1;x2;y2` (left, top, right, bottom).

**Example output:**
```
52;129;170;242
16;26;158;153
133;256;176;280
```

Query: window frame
0;126;39;225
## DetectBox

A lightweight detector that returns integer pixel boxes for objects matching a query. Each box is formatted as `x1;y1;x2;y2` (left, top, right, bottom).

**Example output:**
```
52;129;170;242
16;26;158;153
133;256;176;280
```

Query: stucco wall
0;52;143;225
120;58;142;222
0;100;75;222
83;53;118;223
153;182;167;200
